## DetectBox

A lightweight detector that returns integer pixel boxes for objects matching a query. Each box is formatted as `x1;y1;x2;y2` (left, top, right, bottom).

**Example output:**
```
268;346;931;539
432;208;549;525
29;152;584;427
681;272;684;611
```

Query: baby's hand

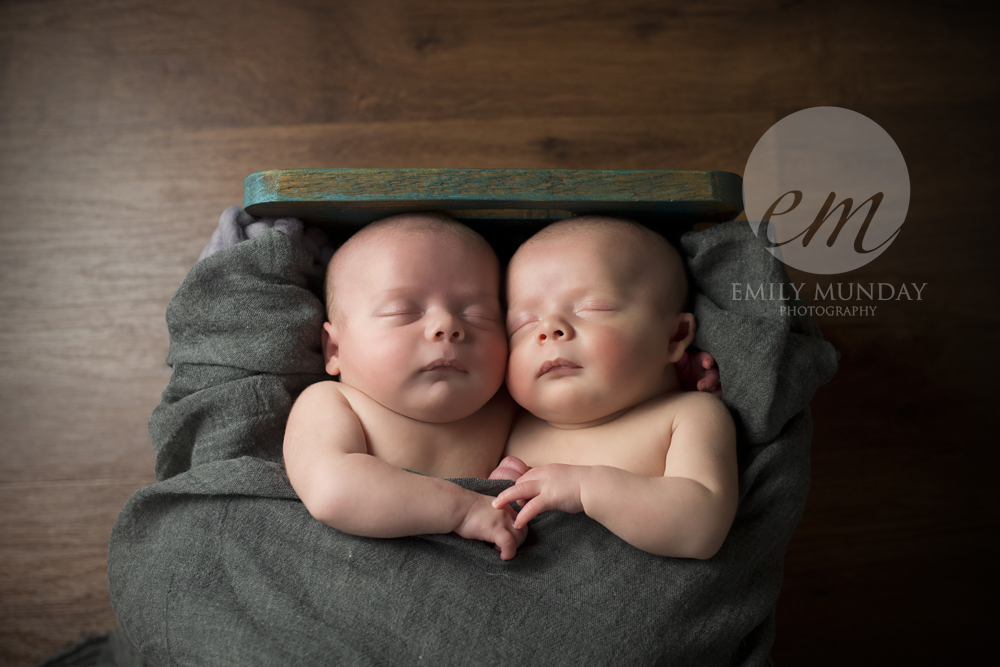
492;464;587;529
676;349;722;397
488;455;530;482
454;493;527;560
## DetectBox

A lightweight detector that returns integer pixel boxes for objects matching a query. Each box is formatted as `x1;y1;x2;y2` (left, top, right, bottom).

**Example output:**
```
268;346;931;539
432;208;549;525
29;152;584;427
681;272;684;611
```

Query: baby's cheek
365;338;416;385
505;348;535;401
479;337;509;390
595;333;654;388
590;331;633;366
365;354;406;394
486;333;509;367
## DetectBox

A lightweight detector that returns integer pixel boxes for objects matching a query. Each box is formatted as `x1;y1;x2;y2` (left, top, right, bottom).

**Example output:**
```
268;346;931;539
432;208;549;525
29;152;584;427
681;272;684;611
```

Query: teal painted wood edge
244;168;742;204
243;168;744;222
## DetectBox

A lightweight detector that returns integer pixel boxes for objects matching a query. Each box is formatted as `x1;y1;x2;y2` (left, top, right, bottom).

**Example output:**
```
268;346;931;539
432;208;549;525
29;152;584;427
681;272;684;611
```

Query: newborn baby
493;216;738;559
283;213;526;559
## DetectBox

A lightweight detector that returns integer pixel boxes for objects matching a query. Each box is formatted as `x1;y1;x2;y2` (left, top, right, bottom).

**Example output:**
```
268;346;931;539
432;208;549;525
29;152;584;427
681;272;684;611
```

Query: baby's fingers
493;529;527;557
493;480;538;508
513;497;550;529
696;368;720;389
513;522;528;548
494;529;518;560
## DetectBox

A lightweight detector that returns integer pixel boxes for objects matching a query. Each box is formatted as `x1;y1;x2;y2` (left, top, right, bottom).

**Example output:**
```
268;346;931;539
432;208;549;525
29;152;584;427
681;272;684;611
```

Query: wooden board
243;168;744;225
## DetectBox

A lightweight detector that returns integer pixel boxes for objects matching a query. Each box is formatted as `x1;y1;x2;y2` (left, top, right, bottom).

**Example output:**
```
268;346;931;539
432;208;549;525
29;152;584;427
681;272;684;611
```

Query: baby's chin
521;399;621;429
542;411;627;430
519;380;672;428
388;387;496;424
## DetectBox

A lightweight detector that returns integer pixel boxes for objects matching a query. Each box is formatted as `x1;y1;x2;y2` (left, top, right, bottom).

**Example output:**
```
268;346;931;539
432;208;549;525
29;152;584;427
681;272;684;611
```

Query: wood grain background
1;1;995;664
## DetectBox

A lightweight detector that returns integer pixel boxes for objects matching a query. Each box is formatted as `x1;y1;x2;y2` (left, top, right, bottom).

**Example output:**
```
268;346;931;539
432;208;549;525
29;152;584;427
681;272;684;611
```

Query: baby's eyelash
507;317;537;335
379;313;421;321
463;307;499;321
576;302;616;312
375;305;421;317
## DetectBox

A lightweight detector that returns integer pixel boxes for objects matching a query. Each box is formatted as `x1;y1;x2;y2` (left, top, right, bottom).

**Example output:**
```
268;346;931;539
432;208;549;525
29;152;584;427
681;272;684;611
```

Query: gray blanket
107;220;836;666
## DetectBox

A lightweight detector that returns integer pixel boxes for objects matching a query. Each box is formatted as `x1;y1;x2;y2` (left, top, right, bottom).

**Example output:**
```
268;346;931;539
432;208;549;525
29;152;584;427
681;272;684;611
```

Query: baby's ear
321;321;341;376
666;313;696;364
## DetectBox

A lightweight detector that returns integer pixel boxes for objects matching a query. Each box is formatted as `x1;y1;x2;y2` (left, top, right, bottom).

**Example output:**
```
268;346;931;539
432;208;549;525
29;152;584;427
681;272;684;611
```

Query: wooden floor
1;1;995;664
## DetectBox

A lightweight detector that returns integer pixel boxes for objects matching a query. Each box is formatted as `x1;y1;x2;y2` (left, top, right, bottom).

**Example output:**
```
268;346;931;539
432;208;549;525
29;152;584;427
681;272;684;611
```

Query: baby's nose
435;328;463;340
536;317;570;343
537;328;564;342
430;314;465;342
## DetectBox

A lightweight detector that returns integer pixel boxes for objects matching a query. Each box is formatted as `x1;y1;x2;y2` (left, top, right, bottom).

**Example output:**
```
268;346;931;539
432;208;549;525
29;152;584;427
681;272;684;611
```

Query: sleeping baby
492;217;738;559
283;213;527;559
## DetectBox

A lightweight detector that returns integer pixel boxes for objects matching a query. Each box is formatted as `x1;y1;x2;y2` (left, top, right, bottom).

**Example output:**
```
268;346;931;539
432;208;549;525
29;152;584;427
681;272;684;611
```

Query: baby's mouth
423;358;467;372
537;358;581;377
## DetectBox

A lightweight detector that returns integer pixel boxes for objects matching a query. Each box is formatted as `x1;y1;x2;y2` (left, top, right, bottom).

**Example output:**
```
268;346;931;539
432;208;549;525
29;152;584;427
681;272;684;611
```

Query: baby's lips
422;358;467;372
537;357;582;377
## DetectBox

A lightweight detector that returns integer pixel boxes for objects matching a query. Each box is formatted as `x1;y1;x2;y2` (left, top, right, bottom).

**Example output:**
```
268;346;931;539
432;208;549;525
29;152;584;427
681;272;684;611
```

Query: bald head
324;213;498;321
511;216;689;315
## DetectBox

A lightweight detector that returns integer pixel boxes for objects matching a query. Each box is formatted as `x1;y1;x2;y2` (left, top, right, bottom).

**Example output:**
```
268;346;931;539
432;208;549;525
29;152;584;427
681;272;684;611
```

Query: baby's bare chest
505;403;675;477
339;385;512;478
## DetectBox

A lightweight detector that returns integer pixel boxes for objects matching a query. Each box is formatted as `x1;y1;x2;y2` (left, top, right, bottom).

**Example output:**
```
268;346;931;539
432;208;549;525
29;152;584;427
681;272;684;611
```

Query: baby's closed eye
462;305;499;320
507;315;539;336
463;305;503;328
375;302;423;320
575;300;618;316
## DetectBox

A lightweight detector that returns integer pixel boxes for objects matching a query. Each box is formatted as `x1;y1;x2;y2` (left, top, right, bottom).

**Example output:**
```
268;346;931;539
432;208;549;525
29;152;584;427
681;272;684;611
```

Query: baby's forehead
519;222;678;271
509;219;687;308
325;216;500;315
333;217;491;271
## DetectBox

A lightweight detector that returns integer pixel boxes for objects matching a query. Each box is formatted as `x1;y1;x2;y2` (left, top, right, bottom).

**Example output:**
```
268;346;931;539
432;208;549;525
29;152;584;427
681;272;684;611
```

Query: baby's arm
284;382;526;559
493;393;737;559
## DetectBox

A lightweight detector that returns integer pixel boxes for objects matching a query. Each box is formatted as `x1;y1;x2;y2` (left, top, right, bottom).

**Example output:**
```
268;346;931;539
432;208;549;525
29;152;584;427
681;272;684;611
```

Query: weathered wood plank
243;168;744;224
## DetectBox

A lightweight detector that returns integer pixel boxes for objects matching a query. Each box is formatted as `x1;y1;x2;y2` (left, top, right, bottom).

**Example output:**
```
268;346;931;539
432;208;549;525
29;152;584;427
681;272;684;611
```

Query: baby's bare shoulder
662;391;736;459
297;379;349;404
302;380;392;413
659;391;737;499
634;392;734;454
290;381;357;423
668;390;731;422
285;381;368;458
631;390;729;428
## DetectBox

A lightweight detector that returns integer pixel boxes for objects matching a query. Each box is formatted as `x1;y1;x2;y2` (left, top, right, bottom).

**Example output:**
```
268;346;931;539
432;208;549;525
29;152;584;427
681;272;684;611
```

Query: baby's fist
455;493;526;560
489;455;530;482
677;349;722;397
